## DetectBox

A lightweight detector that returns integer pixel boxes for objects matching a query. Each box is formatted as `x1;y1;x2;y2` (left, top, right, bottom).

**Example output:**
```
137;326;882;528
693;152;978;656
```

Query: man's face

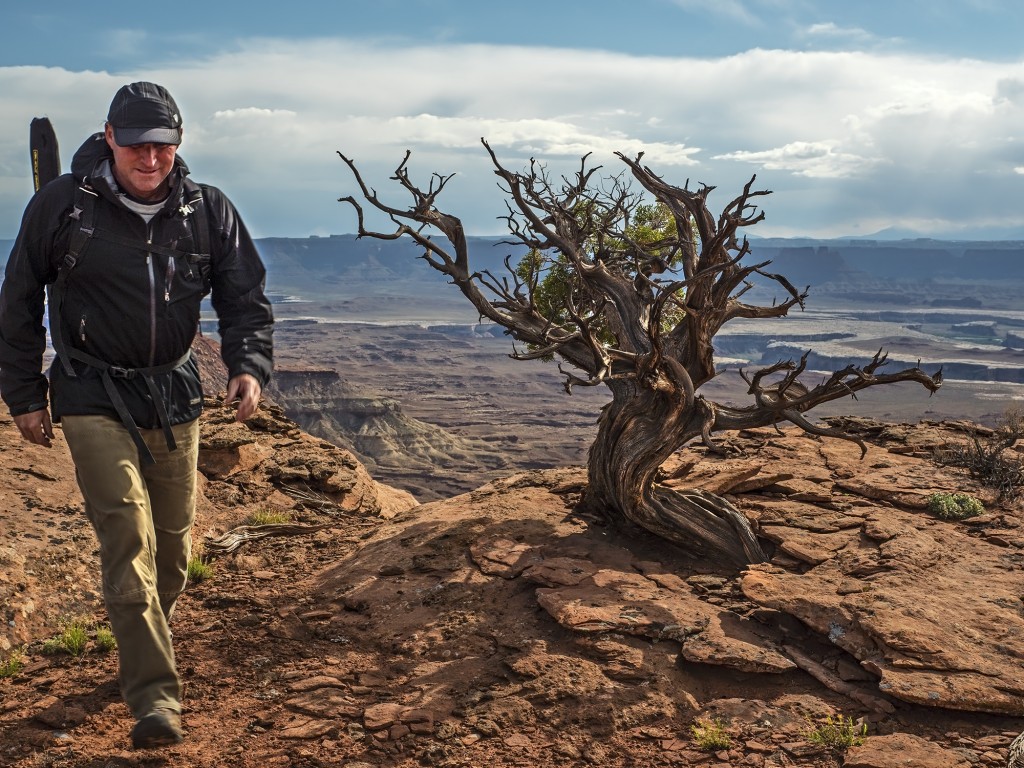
104;124;178;201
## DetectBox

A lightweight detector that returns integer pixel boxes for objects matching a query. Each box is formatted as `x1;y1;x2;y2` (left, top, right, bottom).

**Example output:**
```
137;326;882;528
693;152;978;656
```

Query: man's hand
13;409;54;447
225;373;262;422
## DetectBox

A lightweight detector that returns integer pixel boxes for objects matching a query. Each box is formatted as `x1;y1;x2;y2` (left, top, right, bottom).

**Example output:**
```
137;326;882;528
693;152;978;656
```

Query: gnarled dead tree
338;141;942;569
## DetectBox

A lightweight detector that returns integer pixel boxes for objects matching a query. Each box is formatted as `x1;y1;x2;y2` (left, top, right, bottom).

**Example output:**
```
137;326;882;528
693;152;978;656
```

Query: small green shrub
187;556;214;583
927;492;984;520
0;648;25;678
805;714;867;752
42;621;89;657
64;623;89;655
94;625;117;652
247;508;292;526
690;717;731;751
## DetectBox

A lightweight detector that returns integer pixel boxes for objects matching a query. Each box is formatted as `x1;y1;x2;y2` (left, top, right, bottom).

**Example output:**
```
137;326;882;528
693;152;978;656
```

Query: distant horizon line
255;232;1024;245
3;232;1024;247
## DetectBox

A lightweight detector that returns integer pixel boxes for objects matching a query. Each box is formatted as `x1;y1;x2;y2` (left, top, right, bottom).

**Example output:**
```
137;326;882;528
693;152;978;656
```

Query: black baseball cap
107;82;183;146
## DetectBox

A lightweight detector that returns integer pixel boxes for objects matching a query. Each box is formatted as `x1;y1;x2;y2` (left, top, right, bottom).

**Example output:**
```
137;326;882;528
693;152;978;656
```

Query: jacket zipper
79;315;87;343
146;228;157;368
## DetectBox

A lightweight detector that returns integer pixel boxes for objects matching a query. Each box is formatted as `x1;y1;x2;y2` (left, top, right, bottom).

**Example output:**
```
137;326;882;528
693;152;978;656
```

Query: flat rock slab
742;504;1024;714
536;568;795;674
844;733;974;768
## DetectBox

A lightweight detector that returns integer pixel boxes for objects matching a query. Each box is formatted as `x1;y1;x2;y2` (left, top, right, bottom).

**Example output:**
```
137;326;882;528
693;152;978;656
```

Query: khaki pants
61;415;199;719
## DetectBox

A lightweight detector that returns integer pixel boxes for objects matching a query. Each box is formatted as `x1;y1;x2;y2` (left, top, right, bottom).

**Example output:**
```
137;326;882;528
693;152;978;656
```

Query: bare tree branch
339;140;942;569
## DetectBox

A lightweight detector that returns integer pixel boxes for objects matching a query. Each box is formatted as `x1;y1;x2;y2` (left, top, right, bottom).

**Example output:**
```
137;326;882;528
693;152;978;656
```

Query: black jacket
0;133;273;428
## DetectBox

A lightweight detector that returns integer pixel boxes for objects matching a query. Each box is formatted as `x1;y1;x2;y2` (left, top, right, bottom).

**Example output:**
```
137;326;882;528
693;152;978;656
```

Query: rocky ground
2;382;1024;767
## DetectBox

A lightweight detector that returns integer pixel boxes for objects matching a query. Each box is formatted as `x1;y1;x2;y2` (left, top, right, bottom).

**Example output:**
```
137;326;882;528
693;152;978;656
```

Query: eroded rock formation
314;419;1024;718
267;367;510;500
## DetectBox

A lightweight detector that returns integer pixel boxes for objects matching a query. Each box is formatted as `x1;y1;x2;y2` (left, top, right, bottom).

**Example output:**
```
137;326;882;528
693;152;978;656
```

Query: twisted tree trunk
585;380;767;569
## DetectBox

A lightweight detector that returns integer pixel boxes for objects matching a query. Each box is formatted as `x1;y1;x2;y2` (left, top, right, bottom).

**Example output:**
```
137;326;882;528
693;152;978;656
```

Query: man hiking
0;82;274;748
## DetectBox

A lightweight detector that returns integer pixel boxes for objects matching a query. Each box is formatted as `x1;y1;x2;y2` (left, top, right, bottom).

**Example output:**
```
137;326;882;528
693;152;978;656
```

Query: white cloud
805;22;866;38
799;21;899;48
715;141;878;178
3;41;1024;240
212;107;298;120
362;115;700;166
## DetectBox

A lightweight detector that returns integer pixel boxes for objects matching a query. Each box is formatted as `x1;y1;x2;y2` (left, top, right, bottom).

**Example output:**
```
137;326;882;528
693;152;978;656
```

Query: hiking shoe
130;708;183;749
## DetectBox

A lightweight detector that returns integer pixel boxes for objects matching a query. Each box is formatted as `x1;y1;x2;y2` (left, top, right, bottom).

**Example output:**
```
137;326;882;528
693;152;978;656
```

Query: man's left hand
225;374;262;422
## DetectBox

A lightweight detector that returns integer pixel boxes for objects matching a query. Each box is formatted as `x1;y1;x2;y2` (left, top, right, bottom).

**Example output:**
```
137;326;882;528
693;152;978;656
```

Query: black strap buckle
108;366;137;380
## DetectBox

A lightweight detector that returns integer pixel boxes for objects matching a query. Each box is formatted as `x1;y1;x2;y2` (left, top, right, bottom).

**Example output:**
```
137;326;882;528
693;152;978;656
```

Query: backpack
47;177;212;464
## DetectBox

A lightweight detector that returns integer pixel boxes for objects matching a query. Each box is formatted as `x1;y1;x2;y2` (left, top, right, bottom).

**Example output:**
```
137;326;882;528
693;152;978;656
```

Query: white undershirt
99;159;167;224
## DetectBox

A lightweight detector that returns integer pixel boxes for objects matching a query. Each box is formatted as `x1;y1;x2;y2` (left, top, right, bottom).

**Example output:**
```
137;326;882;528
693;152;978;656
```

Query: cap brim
113;126;182;146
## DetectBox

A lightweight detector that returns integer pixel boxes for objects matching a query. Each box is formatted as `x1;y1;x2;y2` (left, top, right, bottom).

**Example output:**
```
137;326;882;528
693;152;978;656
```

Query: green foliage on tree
514;201;691;353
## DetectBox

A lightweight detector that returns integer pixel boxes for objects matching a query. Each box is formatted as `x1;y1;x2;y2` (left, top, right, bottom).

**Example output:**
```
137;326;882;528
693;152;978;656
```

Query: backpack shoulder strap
181;178;212;294
48;181;99;377
64;181;98;268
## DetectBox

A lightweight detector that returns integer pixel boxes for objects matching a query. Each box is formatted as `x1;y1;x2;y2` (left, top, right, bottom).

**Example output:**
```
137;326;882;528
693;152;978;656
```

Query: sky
2;0;1024;241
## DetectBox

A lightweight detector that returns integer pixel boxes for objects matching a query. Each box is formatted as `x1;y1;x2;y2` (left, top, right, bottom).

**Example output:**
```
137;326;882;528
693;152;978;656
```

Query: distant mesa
4;235;1024;296
265;367;510;501
951;321;997;337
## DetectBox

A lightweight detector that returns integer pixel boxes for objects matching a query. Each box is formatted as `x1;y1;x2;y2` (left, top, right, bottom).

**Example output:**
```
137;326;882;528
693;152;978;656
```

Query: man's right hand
13;409;54;447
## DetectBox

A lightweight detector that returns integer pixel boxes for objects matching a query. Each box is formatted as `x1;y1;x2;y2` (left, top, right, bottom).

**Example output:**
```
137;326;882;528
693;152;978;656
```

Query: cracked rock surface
2;398;1023;766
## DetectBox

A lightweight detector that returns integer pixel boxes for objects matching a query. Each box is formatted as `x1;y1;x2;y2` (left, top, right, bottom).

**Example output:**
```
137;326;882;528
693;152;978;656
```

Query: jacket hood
70;132;190;190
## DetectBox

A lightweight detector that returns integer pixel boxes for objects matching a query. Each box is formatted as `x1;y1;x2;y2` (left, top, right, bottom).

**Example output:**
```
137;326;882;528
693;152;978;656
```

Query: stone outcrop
951;320;997;336
198;397;417;521
687;420;1024;716
313;418;1024;719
